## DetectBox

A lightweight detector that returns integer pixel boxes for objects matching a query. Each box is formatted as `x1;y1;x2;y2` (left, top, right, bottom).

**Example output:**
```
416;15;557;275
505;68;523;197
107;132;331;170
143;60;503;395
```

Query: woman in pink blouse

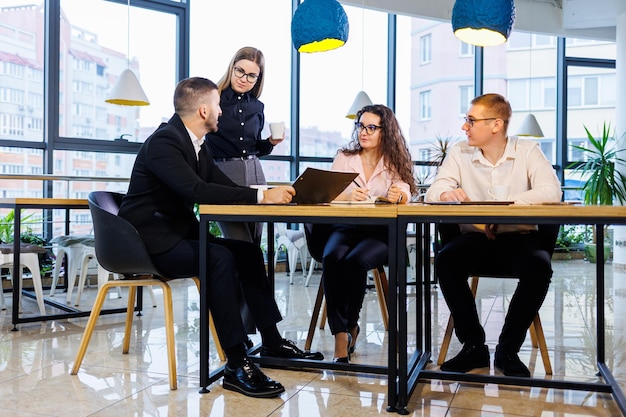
316;104;416;362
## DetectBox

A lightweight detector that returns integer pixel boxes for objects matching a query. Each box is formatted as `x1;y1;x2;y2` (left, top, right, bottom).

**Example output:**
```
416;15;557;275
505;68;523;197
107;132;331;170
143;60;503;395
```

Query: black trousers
435;232;552;353
322;225;388;335
151;235;282;350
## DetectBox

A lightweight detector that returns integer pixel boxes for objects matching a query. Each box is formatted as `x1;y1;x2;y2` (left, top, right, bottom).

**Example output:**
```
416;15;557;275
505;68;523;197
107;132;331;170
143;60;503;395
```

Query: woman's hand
268;135;285;146
387;184;407;204
351;187;370;201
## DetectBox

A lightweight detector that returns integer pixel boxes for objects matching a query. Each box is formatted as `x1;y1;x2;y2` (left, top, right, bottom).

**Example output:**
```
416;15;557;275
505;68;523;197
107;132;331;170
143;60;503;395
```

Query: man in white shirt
425;93;561;377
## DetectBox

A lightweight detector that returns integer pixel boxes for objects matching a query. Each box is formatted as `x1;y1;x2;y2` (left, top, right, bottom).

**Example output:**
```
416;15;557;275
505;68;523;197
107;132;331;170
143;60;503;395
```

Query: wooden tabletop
397;202;626;219
0;198;88;206
199;203;398;218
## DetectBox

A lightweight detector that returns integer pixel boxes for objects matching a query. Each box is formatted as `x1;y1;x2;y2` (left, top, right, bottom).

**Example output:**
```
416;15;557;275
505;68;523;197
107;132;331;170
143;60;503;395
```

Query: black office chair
70;191;223;390
435;223;559;375
302;223;389;351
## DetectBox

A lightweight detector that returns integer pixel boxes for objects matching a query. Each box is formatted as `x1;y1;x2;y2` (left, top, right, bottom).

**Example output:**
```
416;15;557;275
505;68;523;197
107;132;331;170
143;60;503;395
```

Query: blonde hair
217;46;265;98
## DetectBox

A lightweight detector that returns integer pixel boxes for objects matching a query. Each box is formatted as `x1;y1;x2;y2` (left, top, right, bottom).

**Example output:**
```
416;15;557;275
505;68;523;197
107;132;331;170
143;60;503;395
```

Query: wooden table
396;203;626;415
197;203;403;409
0;198;127;327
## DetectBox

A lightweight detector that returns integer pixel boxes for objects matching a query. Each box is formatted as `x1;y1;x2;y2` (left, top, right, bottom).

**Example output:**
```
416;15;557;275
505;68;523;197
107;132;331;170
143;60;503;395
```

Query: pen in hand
352;179;371;199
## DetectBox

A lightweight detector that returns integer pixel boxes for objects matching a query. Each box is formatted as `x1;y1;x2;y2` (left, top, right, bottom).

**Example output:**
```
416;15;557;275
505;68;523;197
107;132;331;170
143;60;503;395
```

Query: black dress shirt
206;86;274;159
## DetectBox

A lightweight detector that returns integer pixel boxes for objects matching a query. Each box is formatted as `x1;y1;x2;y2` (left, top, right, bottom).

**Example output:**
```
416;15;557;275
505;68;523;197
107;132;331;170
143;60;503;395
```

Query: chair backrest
88;191;162;278
436;223;560;276
303;223;334;263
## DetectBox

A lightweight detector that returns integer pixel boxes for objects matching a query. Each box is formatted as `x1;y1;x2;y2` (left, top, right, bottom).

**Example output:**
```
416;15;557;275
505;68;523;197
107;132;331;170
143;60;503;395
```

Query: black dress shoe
440;343;490;373
494;346;531;377
260;339;324;360
223;357;285;398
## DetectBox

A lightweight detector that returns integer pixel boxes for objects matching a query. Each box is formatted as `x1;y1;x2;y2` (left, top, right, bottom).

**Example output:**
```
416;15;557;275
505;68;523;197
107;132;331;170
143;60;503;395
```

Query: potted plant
0;210;54;274
568;122;626;262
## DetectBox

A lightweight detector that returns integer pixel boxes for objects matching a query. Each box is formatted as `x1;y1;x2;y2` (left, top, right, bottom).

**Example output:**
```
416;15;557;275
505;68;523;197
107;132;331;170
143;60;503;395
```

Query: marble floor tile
0;259;624;416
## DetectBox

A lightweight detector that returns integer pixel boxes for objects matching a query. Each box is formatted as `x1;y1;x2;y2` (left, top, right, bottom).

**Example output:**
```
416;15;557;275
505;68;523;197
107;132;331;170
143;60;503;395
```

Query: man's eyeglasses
355;122;382;135
233;66;259;83
464;117;497;127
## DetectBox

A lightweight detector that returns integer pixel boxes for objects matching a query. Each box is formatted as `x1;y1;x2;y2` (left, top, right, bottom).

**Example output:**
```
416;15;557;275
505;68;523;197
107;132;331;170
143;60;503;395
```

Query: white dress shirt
425;136;562;233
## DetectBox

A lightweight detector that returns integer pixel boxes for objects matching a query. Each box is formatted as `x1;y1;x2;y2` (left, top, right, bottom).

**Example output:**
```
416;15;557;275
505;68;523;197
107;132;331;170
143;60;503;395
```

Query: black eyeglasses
464;117;497;127
233;66;259;83
355;122;382;135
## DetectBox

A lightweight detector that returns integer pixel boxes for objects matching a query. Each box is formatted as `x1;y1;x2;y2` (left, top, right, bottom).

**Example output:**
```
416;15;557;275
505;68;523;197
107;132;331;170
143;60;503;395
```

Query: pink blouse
330;152;411;201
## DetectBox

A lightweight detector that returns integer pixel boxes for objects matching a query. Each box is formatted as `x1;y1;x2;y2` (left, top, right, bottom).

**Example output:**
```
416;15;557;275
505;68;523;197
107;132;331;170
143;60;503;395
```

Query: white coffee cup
488;185;510;201
269;122;285;139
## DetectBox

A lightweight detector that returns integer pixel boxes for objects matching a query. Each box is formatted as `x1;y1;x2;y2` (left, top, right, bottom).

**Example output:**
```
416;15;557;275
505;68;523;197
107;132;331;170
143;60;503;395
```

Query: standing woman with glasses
206;46;284;244
311;104;417;362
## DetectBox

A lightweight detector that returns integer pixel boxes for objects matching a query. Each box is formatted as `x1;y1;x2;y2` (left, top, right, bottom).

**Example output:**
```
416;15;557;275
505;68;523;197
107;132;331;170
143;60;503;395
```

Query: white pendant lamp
105;0;149;106
516;113;544;137
345;90;373;119
106;69;149;106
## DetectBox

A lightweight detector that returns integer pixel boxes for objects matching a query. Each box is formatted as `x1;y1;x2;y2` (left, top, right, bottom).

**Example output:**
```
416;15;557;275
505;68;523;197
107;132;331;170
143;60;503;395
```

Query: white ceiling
340;0;623;41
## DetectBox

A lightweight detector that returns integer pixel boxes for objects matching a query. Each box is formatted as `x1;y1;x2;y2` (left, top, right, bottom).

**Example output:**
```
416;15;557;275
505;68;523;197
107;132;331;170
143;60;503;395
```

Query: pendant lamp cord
126;0;131;70
528;0;532;111
360;4;365;92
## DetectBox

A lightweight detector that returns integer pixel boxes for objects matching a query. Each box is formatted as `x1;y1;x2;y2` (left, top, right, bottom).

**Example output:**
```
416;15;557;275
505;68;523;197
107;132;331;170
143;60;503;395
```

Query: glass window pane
484;31;558;164
299;7;388;158
189;0;292;157
60;0;177;143
52;150;132;196
0;3;44;142
396;16;472;179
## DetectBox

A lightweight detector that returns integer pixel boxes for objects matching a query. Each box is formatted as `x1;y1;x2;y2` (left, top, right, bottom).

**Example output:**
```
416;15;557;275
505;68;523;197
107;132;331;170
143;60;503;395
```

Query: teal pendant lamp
452;0;515;47
291;0;349;53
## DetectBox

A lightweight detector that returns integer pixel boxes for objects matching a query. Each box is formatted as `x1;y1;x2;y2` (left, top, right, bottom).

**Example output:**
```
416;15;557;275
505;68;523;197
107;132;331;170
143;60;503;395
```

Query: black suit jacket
119;113;257;255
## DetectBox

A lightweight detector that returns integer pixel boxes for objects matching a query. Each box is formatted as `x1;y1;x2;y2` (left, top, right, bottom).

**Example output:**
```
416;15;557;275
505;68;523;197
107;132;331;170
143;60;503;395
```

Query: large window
1;0;187;193
190;0;292;182
0;4;44;142
0;0;620;201
60;0;177;143
298;6;388;161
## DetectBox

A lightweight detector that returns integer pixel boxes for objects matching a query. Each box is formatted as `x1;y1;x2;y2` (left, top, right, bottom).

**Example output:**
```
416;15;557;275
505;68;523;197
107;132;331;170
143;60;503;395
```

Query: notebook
291;168;358;204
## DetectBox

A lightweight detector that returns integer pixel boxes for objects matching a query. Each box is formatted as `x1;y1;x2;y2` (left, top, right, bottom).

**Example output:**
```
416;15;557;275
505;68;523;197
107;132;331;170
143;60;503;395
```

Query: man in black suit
119;77;322;399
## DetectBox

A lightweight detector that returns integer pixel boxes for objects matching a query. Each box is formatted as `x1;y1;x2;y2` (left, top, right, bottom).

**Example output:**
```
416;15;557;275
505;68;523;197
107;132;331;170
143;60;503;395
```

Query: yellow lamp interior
454;28;507;47
298;38;346;53
105;98;150;106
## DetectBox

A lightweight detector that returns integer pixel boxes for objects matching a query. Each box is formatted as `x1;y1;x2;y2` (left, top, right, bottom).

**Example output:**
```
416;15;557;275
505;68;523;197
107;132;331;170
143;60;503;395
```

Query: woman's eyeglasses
233;66;259;83
355;122;382;135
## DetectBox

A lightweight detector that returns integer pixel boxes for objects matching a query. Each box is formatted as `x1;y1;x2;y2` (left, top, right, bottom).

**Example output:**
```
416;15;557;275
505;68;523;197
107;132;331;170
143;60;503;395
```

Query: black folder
291;168;358;204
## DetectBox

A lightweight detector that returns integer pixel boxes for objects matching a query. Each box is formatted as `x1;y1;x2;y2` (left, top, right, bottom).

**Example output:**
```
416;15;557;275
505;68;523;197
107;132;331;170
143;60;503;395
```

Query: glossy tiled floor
0;259;625;416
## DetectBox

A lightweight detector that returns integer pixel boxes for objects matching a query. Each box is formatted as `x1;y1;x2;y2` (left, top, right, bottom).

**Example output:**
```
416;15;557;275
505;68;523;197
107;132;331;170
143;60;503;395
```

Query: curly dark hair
340;104;417;195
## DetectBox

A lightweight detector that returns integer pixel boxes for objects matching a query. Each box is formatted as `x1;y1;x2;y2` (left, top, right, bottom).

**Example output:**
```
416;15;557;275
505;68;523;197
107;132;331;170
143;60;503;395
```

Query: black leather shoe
260;339;324;360
223;357;285;398
440;343;490;373
494;346;531;377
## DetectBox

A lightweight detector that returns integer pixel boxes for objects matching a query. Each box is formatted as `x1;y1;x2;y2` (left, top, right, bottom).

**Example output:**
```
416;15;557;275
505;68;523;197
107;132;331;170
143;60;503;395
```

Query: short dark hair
173;77;218;117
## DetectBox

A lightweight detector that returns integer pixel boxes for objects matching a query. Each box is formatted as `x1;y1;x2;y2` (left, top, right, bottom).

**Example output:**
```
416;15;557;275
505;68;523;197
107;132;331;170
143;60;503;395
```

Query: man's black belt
214;155;258;162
